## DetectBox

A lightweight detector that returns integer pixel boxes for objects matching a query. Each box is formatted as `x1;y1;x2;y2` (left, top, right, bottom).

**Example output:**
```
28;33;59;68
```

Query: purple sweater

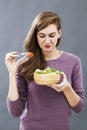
7;51;85;130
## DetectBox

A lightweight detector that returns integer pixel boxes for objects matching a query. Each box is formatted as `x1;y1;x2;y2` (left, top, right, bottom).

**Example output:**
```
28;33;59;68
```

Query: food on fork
34;67;61;85
19;52;34;58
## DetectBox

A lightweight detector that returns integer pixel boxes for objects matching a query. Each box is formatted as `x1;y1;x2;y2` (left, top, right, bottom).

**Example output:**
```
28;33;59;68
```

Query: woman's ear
58;29;62;38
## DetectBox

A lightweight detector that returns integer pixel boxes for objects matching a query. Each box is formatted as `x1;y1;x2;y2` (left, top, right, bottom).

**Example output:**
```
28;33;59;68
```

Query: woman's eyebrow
49;32;56;35
38;32;56;35
38;33;45;35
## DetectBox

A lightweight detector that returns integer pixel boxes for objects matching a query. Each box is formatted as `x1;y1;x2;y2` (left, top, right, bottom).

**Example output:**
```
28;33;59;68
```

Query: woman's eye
38;34;55;38
49;35;55;38
39;35;45;38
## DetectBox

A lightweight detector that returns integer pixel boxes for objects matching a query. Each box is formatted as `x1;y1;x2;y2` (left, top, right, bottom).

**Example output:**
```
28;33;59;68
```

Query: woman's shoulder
62;51;81;64
63;51;80;60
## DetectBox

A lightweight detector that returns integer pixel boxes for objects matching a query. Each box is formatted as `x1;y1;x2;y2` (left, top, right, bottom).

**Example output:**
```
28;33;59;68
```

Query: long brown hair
17;11;61;80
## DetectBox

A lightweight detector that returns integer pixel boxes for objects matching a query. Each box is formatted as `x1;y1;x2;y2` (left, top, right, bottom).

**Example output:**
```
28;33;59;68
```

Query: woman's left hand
48;72;71;92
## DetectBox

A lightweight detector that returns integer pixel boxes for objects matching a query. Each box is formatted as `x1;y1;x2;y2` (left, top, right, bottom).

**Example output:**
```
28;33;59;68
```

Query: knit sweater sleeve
7;71;27;117
71;57;85;113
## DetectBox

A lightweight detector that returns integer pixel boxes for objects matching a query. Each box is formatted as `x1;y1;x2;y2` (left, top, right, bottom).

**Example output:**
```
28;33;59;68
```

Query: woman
5;11;85;130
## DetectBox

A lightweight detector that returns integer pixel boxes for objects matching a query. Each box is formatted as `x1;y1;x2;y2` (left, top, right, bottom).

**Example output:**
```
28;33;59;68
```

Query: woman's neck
43;49;62;61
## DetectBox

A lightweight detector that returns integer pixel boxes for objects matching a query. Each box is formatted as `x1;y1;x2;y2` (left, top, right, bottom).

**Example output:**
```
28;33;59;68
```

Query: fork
19;52;33;57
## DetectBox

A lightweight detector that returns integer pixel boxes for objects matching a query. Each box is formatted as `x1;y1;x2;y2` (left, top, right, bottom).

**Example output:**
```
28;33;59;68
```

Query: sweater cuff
71;98;84;113
7;97;23;117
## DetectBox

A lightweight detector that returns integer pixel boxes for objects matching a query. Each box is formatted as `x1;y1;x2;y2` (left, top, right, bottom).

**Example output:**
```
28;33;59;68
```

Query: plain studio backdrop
0;0;87;130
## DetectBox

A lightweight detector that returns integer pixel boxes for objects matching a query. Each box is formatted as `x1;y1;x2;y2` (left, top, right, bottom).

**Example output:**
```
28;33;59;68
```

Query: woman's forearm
8;74;19;101
63;85;80;107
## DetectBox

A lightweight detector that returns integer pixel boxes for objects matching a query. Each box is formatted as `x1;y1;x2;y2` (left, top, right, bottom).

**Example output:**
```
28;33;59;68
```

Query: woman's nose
44;36;50;42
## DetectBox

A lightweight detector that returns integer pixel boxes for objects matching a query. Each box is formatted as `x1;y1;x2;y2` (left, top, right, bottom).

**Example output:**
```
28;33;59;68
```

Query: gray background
0;0;87;130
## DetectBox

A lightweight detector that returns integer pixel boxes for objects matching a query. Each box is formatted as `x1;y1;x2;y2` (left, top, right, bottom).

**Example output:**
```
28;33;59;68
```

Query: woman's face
37;24;61;52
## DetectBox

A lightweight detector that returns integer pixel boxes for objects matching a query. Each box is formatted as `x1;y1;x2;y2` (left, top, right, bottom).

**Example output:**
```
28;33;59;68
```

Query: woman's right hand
5;52;19;77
